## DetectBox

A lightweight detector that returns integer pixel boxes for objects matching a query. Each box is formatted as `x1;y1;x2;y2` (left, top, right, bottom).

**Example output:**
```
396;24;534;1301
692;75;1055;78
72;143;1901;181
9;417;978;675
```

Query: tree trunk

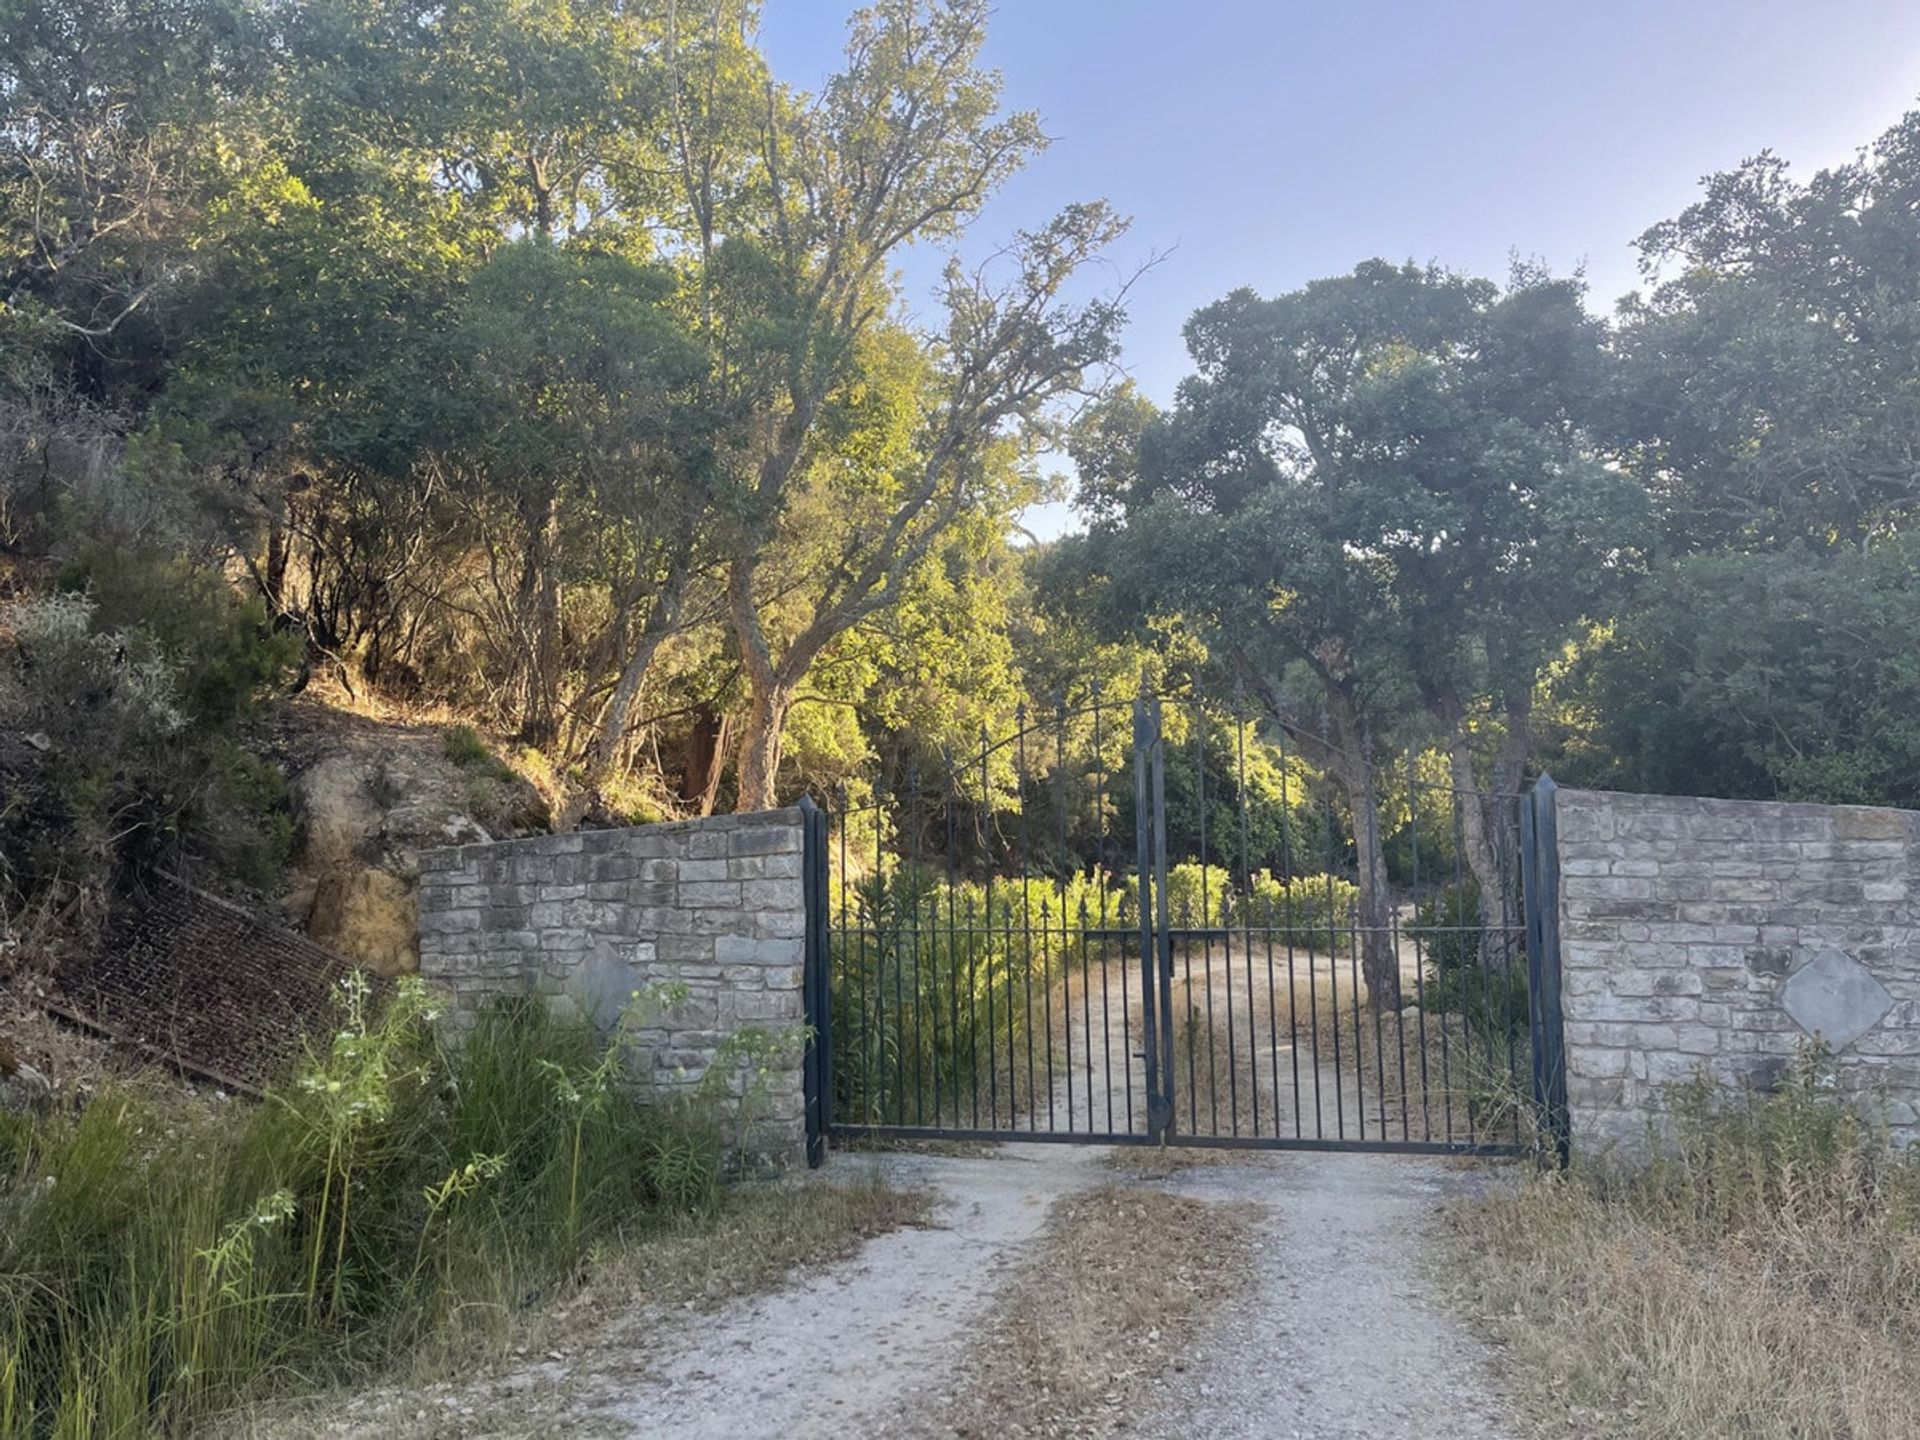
727;557;804;813
1445;698;1532;965
734;683;792;813
517;490;564;748
583;558;689;789
681;703;734;816
1335;757;1401;1010
1236;654;1400;1009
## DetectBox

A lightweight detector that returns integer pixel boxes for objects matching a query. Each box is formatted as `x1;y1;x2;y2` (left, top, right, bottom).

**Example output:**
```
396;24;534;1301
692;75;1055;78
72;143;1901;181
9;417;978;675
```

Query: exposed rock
0;1041;51;1116
285;737;542;976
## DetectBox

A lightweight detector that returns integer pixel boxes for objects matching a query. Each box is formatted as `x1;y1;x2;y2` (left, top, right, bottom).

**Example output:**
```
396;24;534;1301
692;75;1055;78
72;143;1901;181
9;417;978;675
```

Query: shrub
442;724;495;771
1411;879;1528;1036
55;545;300;731
1228;870;1359;952
0;573;297;910
1113;862;1236;929
0;979;735;1434
1410;879;1482;975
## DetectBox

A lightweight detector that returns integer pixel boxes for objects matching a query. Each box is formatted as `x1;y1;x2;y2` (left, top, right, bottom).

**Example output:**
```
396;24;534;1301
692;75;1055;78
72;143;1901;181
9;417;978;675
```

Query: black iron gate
802;691;1566;1162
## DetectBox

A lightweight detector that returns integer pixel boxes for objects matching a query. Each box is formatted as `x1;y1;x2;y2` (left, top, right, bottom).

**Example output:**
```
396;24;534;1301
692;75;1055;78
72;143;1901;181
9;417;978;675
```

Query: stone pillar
418;809;808;1159
1553;788;1920;1155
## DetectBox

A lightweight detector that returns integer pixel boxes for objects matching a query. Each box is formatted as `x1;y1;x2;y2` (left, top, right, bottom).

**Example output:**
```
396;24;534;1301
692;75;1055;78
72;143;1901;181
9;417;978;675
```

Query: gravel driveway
1131;1151;1516;1439
615;1144;1514;1438
303;1143;1515;1437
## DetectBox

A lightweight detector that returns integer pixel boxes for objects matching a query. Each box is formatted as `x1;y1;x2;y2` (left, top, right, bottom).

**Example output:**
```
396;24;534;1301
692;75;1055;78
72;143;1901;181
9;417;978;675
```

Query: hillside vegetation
4;0;1920;974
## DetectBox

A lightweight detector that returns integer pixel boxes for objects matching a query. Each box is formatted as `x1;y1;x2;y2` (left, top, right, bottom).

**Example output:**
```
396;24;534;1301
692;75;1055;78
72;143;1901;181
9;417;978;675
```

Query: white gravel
299;1144;1514;1437
1133;1150;1517;1439
593;1145;1110;1437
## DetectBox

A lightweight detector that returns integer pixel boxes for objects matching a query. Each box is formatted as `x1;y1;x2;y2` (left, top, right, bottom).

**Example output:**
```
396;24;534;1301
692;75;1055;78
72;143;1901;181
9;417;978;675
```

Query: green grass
441;726;515;784
0;980;749;1436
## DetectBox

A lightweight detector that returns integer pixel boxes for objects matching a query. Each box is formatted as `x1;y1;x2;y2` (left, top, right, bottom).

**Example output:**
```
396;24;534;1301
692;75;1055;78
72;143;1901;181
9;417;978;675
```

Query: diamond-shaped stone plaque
1781;949;1892;1050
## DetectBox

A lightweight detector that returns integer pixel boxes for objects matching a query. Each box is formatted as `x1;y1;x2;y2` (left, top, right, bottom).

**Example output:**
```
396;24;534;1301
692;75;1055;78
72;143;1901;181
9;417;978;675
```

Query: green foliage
0;567;295;909
1541;540;1920;809
1617;111;1920;553
1228;871;1360;953
1113;714;1333;881
0;979;733;1435
441;725;520;791
1411;880;1482;977
1158;862;1234;926
56;547;301;730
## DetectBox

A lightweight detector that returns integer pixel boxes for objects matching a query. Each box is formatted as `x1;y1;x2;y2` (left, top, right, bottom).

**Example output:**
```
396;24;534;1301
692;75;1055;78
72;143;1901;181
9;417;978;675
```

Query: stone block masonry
417;809;807;1155
1553;787;1920;1153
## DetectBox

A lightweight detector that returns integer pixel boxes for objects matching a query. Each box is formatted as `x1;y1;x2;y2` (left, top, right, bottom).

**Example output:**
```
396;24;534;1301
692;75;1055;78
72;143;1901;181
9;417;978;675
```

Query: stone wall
1554;786;1920;1152
416;809;808;1152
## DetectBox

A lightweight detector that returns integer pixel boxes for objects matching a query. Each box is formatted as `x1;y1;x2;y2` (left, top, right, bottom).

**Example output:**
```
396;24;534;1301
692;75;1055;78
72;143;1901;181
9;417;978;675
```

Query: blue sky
760;1;1920;535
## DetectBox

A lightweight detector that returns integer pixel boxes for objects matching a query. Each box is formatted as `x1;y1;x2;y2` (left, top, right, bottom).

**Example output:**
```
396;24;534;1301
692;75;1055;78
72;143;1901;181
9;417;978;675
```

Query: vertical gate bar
1321;797;1343;1140
1175;708;1197;1134
1017;712;1036;1131
1346;860;1367;1141
1406;751;1434;1143
1474;790;1499;1113
944;761;958;1130
1432;790;1457;1143
1388;860;1410;1142
1005;900;1018;1125
1151;699;1178;1140
967;885;981;1130
1078;899;1094;1132
1182;908;1198;1133
1041;896;1055;1132
1275;726;1302;1139
842;785;863;1125
1523;775;1571;1166
1119;893;1134;1133
1093;686;1116;1134
980;727;994;1129
1055;699;1071;1129
890;775;907;1125
985;885;998;1127
908;767;924;1128
1197;698;1223;1136
1450;789;1478;1146
1497;794;1521;1145
1366;760;1390;1143
1237;707;1260;1138
1132;694;1164;1142
819;799;833;1151
800;794;825;1168
871;791;883;1128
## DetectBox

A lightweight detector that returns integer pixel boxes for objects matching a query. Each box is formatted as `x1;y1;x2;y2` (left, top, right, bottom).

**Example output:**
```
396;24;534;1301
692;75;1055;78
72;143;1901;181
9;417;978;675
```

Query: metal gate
800;690;1567;1162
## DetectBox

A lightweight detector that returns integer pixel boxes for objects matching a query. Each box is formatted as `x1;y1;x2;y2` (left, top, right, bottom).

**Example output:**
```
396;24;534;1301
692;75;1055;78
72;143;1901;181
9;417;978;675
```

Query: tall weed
0;979;734;1435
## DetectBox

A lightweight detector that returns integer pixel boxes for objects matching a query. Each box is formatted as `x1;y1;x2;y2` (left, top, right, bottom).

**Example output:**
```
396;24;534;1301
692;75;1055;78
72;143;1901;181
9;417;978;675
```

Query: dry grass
1440;1060;1920;1438
915;1184;1258;1438
583;1172;934;1315
1101;1143;1241;1176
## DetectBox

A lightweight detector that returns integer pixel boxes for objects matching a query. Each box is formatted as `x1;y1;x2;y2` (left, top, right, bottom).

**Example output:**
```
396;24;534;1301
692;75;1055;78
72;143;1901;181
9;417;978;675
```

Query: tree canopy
5;0;1920;873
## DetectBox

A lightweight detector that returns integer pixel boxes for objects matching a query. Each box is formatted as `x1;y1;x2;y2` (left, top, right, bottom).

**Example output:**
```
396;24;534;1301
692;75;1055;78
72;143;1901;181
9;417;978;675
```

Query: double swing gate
800;691;1569;1162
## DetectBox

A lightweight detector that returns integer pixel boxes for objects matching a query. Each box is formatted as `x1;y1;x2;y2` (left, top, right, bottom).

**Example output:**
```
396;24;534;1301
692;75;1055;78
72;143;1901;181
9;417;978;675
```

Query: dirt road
321;1143;1517;1438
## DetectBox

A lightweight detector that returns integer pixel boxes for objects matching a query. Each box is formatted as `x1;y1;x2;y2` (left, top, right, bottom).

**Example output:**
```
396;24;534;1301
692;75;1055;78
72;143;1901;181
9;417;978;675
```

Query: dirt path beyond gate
300;1146;1513;1437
